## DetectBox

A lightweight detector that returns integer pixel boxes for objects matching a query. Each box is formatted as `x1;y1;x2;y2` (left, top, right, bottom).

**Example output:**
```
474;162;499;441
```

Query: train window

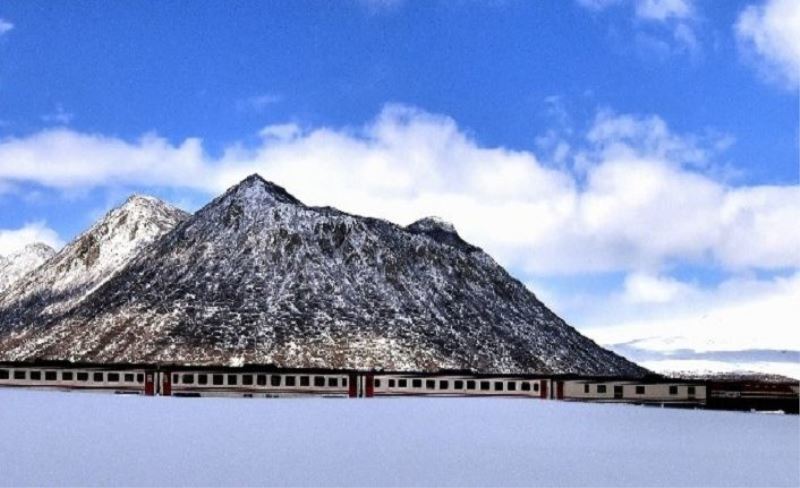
272;376;282;387
124;373;134;383
227;375;238;386
0;369;8;380
213;374;224;386
314;377;325;387
14;370;26;380
635;386;645;395
136;374;144;384
412;379;422;388
242;375;253;386
480;381;490;391
77;372;88;382
329;378;338;387
454;380;464;389
300;376;310;387
521;382;531;391
373;379;380;388
494;382;503;391
425;380;435;389
182;374;195;384
584;384;590;394
669;386;678;395
108;373;120;382
173;374;180;384
395;379;404;388
285;376;296;387
31;371;42;381
198;374;208;385
439;380;449;390
597;385;607;394
45;371;57;381
388;379;396;388
467;380;476;390
688;386;696;396
342;378;347;387
533;382;539;392
507;382;516;391
257;375;267;386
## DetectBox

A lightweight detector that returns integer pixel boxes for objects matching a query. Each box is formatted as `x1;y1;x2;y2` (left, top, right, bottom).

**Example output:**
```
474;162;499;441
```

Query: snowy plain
0;389;797;487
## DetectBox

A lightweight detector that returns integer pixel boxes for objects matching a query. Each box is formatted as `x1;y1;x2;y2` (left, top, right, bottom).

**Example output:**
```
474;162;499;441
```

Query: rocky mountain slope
0;196;189;354
0;175;646;376
0;243;56;292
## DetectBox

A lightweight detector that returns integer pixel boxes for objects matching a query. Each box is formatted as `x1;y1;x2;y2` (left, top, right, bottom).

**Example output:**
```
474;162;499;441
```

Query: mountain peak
229;174;303;206
406;216;478;252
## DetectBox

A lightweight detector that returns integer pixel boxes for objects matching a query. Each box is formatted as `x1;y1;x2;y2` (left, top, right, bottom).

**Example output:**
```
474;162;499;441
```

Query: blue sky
0;0;798;375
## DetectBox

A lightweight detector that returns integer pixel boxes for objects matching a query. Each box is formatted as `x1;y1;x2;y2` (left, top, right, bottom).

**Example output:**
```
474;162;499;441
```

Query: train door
613;385;623;399
348;373;357;398
365;374;375;398
144;371;155;396
161;371;172;396
556;381;564;400
541;380;548;399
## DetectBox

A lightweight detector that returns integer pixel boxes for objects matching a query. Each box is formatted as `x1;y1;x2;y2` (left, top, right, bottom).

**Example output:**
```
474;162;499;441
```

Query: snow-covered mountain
0;195;189;353
0;175;645;376
0;243;56;292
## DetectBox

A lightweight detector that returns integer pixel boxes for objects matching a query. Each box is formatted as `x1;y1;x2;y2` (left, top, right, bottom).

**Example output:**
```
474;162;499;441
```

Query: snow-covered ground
0;389;797;487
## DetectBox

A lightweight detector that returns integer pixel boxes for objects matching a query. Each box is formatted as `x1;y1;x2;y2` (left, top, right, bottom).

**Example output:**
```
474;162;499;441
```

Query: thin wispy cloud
0;18;13;36
41;104;74;125
235;94;282;113
578;0;701;59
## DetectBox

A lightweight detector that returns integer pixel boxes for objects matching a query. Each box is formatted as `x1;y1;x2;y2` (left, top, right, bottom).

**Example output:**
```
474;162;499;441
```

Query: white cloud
586;271;800;353
578;0;700;58
735;0;800;85
0;104;797;276
0;222;63;256
235;94;282;113
0;19;13;36
41;104;74;125
358;0;405;14
634;0;693;21
622;272;697;304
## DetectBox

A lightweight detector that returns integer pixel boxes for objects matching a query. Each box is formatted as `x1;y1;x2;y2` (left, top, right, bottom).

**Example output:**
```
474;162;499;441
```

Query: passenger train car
1;361;795;413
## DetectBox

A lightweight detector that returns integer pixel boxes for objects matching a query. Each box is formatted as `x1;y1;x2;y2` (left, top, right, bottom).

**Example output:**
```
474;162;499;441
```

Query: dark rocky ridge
0;175;646;376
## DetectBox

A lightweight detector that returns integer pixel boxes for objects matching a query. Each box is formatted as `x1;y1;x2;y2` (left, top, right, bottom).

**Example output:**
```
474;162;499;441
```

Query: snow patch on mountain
0;195;189;346
0;243;56;292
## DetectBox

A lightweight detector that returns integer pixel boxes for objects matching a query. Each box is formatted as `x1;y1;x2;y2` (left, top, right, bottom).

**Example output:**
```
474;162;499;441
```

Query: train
0;361;797;413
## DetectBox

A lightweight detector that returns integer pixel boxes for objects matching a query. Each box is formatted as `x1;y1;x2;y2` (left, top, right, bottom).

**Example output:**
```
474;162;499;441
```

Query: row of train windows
0;369;144;383
172;373;346;388
584;385;695;395
377;378;541;392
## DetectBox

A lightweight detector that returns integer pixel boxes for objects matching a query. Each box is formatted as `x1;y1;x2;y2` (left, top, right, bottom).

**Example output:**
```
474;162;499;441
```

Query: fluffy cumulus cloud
735;0;800;85
0;104;798;277
0;222;63;256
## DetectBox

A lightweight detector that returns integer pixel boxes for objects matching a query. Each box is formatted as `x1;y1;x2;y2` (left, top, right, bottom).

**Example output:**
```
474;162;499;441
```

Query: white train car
369;373;549;398
162;370;351;398
0;364;153;395
562;379;706;406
